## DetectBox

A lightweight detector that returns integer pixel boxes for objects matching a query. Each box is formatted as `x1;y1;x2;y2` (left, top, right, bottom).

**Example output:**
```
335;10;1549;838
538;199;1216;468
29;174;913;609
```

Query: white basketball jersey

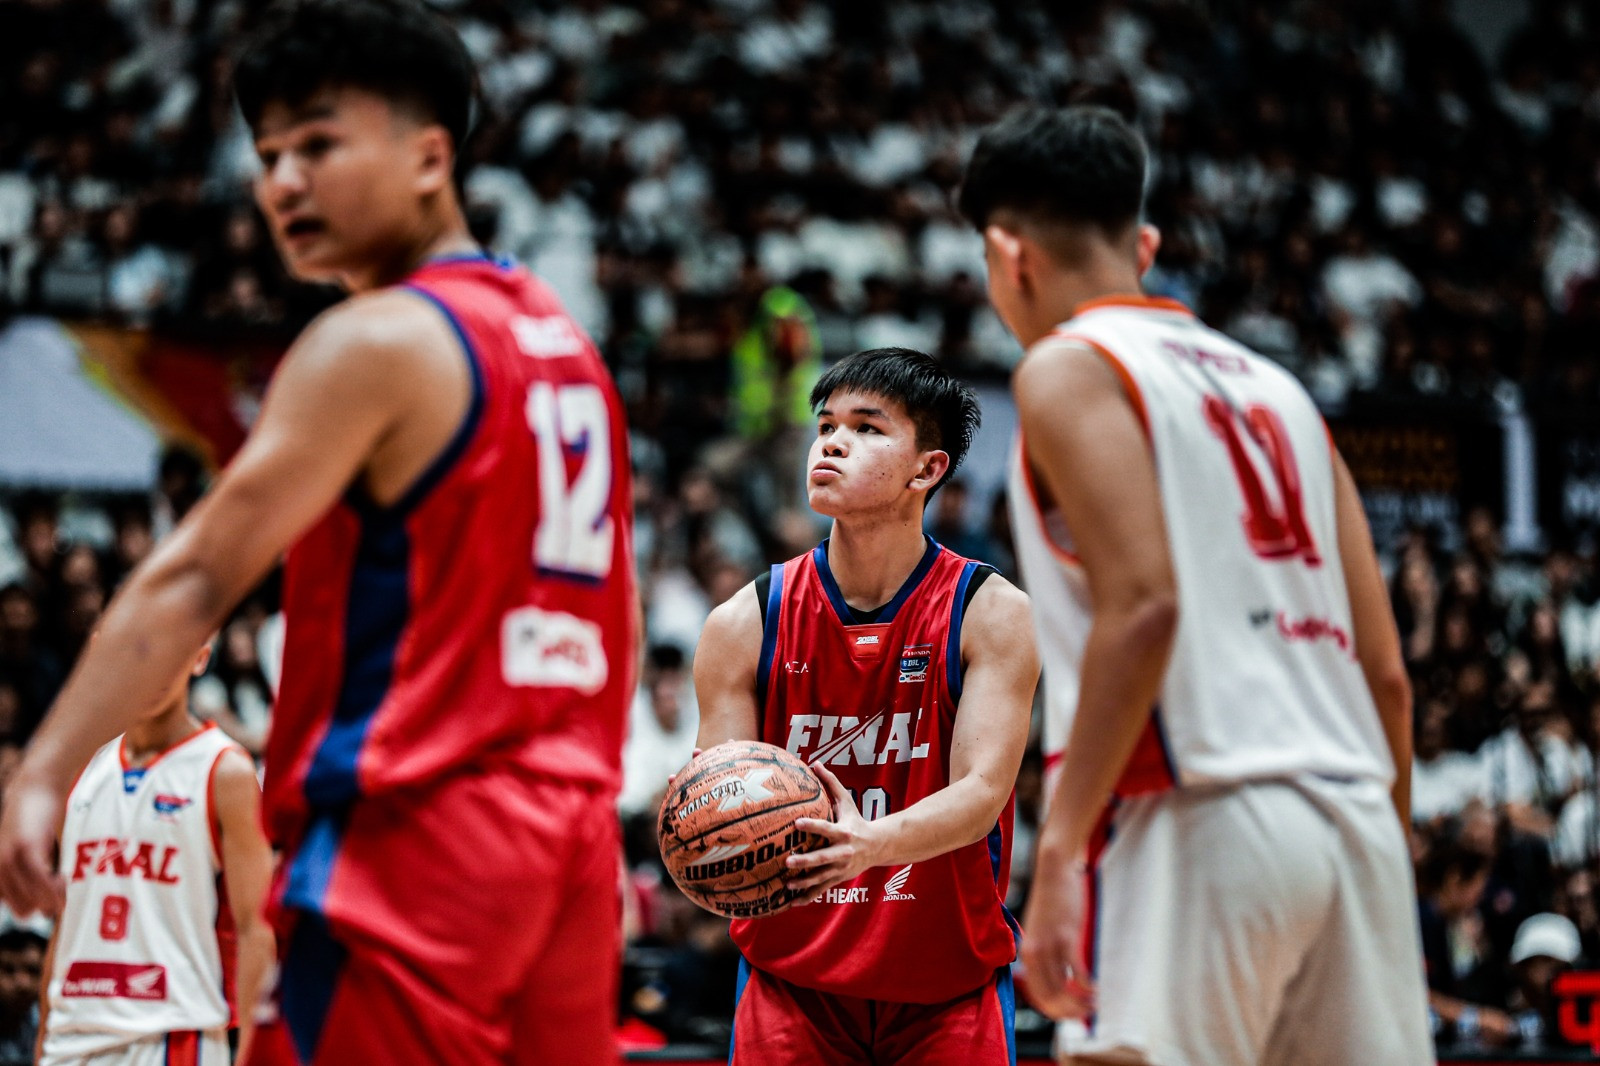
45;723;241;1053
1009;296;1393;794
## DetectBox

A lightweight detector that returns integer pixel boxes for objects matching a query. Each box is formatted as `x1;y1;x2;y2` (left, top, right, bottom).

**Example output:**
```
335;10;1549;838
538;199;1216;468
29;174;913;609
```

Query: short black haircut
958;105;1147;235
810;348;980;500
234;0;477;156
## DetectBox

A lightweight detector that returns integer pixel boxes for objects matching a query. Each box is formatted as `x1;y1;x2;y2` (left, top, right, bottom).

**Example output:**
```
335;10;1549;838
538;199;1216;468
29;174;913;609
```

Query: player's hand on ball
1019;855;1095;1020
785;765;881;904
0;767;68;918
665;748;703;789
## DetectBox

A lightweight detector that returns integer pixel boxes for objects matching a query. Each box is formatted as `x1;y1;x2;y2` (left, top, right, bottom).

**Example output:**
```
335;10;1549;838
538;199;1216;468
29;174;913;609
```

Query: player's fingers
811;764;852;810
787;842;852;869
792;816;848;841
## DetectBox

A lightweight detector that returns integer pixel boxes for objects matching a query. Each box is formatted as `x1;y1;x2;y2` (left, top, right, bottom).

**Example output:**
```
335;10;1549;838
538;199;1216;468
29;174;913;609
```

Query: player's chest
66;768;208;887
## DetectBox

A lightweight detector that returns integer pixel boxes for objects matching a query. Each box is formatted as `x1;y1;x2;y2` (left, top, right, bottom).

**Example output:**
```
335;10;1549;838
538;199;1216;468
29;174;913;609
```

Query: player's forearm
18;549;232;788
1368;662;1413;825
234;921;275;1053
864;773;1012;866
1036;597;1176;865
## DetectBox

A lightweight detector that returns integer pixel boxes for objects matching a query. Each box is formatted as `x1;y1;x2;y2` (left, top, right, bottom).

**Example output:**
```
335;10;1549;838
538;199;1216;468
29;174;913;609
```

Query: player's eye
859;423;879;434
817;422;833;435
300;135;333;159
257;149;279;169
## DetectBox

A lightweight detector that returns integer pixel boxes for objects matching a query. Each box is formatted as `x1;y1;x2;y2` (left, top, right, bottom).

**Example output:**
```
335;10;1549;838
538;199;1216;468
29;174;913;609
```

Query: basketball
658;741;833;919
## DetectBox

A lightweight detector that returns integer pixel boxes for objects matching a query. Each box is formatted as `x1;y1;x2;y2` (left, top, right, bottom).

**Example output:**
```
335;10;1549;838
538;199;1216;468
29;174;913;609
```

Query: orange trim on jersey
204;746;233;868
1015;433;1083;568
118;720;219;775
1072;294;1194;318
1049;333;1151;440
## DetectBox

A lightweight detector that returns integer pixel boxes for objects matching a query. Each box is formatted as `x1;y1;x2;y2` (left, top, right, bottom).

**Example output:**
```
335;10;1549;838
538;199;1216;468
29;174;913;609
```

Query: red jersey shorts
269;764;622;1066
730;958;1016;1066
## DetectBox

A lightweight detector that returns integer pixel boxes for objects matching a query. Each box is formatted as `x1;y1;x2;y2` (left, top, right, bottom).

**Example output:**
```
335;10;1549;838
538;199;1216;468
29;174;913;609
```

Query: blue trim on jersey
995;966;1018;1066
945;560;980;702
1151;703;1179;785
810;535;940;627
391;286;487;517
729;956;754;1066
282;810;346;914
988;819;1023;941
281;912;348;1064
302;509;410;809
754;564;785;708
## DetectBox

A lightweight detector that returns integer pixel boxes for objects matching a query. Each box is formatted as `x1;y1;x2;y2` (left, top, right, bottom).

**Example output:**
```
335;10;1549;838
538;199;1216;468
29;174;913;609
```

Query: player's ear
1136;223;1162;277
192;643;213;678
413;125;454;197
984;224;1027;293
910;449;951;494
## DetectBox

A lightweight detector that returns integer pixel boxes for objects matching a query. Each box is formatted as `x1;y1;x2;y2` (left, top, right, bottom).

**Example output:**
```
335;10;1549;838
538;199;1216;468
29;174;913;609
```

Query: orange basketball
657;741;833;919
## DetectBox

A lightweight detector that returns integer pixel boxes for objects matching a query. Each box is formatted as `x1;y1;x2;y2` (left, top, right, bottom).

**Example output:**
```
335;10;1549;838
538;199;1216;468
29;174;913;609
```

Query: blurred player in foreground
961;106;1433;1065
695;347;1039;1064
0;1;637;1063
38;646;271;1066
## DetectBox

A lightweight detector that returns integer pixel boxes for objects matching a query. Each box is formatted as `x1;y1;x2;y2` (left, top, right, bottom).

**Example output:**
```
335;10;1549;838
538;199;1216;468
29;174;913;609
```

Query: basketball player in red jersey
0;2;637;1064
694;347;1040;1065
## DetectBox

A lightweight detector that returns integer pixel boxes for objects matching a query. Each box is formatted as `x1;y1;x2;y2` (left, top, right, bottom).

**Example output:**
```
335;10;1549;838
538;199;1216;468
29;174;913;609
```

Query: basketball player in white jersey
959;106;1434;1065
37;646;273;1066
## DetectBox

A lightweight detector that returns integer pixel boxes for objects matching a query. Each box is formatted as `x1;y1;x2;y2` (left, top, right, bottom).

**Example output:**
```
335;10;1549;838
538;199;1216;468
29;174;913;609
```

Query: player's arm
0;292;462;917
1014;342;1179;1018
211;748;273;1062
691;583;765;753
1332;451;1413;826
785;577;1037;892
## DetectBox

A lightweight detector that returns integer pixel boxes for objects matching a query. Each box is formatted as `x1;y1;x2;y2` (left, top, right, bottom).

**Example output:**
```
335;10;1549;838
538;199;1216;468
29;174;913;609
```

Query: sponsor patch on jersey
511;314;587;358
898;644;932;683
854;634;879;646
882;864;916;901
120;767;146;795
61;961;168;1000
500;606;609;694
152;793;192;818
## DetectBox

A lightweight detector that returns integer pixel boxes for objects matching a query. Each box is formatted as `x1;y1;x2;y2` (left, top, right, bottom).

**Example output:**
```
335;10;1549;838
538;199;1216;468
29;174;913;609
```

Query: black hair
958;105;1147;235
234;0;477;156
810;348;980;500
0;929;45;953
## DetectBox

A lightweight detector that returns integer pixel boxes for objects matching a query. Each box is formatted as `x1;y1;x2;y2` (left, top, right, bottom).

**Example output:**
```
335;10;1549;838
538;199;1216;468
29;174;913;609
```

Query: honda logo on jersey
883;865;916;901
61;962;168;1000
785;709;931;766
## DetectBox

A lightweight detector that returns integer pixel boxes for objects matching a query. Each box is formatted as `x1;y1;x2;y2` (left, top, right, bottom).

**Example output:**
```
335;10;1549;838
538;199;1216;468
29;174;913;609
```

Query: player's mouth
280;217;327;245
810;461;843;483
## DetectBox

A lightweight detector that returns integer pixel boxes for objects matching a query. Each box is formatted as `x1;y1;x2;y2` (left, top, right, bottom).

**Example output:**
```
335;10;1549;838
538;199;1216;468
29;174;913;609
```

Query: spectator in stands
619;644;699;820
1418;844;1518;1047
0;925;45;1066
1506;912;1584;1049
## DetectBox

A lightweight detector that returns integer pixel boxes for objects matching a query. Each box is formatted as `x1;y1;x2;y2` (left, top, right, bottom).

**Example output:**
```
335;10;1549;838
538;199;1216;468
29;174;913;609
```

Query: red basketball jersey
264;255;637;852
730;538;1018;1004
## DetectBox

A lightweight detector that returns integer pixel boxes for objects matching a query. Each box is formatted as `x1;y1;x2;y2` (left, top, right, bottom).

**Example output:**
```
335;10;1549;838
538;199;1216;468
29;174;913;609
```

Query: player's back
265;254;637;848
46;725;240;1056
1011;295;1391;793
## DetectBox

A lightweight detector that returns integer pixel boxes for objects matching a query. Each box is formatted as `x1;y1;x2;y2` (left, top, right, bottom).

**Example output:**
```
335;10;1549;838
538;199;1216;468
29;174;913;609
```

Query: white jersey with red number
45;723;241;1054
1009;295;1393;795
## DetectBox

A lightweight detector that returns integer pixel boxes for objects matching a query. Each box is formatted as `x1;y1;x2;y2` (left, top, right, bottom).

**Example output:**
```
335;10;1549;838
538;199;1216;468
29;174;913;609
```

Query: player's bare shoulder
960;572;1037;667
696;580;765;675
288;287;463;385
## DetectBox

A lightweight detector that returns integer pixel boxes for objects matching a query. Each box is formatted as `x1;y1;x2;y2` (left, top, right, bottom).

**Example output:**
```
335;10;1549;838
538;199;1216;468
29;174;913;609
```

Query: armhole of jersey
382;285;488;518
205;747;234;871
1052;332;1150;441
945;563;996;704
753;564;784;709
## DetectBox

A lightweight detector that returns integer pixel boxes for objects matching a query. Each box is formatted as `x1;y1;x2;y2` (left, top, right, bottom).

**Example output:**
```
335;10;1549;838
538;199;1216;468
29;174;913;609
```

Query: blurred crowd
3;0;1600;1059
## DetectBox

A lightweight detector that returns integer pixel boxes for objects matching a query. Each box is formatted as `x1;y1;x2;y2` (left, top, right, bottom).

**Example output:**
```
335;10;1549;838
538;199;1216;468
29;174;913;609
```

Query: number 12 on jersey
525;382;614;580
1202;394;1321;567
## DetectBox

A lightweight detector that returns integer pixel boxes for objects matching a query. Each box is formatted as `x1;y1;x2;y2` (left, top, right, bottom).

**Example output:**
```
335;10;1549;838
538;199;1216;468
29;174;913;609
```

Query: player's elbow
1124;589;1179;656
1369;661;1412;725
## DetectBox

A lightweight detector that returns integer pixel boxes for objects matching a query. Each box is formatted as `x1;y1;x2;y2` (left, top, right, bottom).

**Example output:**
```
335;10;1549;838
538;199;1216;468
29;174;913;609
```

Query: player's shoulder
963;569;1030;630
286;288;461;378
702;579;765;646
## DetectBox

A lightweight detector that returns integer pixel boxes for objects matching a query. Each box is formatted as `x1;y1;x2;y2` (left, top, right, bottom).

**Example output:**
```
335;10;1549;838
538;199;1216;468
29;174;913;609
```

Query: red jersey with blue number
730;538;1018;1004
264;255;637;855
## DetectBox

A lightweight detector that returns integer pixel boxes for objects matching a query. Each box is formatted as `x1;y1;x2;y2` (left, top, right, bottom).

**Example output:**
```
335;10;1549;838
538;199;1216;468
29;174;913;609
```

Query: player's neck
123;708;205;766
1017;265;1146;348
340;215;479;294
824;515;930;612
